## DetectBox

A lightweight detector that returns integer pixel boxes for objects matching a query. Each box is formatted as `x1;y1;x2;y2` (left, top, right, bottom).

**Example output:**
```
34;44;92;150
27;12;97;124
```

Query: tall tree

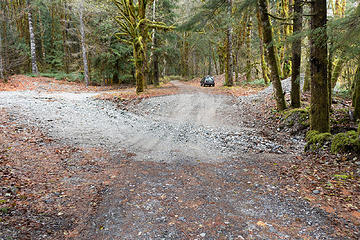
310;0;329;132
62;0;70;74
224;0;233;86
290;0;303;108
79;0;89;86
112;0;171;93
151;0;159;86
0;4;4;79
0;28;4;79
256;9;270;84
27;0;38;75
245;15;252;82
257;0;286;111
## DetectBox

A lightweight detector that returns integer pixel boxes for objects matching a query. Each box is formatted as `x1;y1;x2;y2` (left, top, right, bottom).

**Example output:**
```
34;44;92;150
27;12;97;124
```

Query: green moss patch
331;130;360;153
284;108;309;126
305;130;333;151
333;174;351;180
305;127;360;153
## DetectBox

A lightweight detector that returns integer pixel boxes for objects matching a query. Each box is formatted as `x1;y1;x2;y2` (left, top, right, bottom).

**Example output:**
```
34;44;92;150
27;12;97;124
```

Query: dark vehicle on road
200;76;215;87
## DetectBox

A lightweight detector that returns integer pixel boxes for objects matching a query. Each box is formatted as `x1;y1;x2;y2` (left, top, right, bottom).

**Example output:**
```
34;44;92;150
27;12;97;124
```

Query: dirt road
0;81;358;239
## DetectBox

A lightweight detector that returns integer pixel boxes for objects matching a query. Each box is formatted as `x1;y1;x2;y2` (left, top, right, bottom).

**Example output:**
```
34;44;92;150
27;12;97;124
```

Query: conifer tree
310;0;329;132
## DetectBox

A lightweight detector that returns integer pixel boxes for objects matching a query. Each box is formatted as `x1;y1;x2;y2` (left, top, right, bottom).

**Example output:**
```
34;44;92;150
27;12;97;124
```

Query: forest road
0;81;357;239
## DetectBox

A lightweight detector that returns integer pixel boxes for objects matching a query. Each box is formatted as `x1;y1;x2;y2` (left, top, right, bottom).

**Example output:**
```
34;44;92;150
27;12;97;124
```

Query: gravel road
1;80;358;239
0;81;298;163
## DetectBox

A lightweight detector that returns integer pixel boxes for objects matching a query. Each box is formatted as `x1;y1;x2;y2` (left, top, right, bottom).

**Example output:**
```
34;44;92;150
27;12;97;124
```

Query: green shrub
241;78;269;87
40;72;83;82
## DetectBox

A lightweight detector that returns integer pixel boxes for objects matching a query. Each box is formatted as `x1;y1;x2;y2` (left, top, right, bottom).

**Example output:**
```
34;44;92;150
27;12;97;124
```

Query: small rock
178;216;186;222
312;190;320;195
200;233;206;237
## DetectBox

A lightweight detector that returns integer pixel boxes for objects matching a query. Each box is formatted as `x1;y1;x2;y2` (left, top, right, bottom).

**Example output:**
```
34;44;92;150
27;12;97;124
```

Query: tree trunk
134;43;145;93
0;29;4;79
153;32;159;86
181;33;189;77
245;16;252;82
290;0;303;108
331;58;345;89
234;49;239;82
112;59;120;84
63;0;70;74
151;0;159;86
218;46;224;74
212;48;218;75
224;0;233;86
79;0;89;86
303;58;311;92
353;65;360;120
328;41;334;111
257;0;286;110
256;10;270;84
27;0;38;75
38;9;45;63
310;0;329;132
207;41;212;75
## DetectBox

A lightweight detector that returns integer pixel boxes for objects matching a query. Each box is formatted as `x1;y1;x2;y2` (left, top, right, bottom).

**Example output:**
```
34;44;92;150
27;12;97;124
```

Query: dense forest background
1;0;360;132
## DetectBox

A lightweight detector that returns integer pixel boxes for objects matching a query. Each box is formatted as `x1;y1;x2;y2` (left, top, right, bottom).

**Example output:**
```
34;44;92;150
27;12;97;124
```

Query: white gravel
0;81;302;163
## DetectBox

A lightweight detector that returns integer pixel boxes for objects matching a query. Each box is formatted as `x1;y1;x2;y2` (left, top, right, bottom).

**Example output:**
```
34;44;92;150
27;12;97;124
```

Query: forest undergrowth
259;91;360;227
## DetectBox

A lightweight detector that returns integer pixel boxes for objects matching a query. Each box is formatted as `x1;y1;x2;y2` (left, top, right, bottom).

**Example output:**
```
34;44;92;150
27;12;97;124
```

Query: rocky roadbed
0;79;359;239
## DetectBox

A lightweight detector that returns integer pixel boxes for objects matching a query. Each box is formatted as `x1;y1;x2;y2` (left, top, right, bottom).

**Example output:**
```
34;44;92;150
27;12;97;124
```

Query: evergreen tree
310;0;329;132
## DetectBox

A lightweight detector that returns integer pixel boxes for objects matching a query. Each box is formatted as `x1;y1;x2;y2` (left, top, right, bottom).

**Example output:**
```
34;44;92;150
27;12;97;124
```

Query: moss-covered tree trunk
353;65;360;120
79;0;89;86
153;32;159;87
0;27;4;79
303;60;311;92
328;41;334;110
181;33;190;78
257;0;286;110
62;0;70;74
310;0;329;132
290;0;303;108
208;42;212;75
245;16;252;82
331;58;345;89
134;43;145;93
278;0;292;79
224;0;233;86
256;10;270;84
217;45;225;74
